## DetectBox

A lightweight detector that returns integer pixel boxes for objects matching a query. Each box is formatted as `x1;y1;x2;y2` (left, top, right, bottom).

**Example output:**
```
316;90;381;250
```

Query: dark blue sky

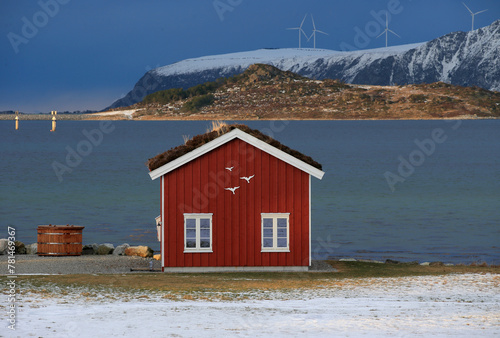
1;0;498;113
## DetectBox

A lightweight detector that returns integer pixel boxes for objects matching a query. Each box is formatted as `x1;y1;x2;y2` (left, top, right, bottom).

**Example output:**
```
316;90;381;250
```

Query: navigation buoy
15;111;19;130
50;110;57;132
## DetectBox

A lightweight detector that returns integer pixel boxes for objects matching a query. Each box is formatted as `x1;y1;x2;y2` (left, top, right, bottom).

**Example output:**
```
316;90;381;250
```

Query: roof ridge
147;123;322;173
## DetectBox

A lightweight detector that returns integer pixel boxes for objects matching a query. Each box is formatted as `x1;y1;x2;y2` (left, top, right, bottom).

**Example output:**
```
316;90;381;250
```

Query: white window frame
184;213;213;253
261;213;290;252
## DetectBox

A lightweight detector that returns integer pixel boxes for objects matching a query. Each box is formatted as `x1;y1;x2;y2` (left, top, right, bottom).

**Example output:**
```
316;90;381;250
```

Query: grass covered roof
147;122;322;172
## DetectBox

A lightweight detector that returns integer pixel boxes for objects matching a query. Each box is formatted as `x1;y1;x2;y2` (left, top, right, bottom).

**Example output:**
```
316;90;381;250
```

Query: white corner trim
161;176;165;268
309;175;312;266
149;128;325;180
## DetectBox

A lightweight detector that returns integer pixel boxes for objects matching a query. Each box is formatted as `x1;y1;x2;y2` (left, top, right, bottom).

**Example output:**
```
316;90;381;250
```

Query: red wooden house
147;124;324;272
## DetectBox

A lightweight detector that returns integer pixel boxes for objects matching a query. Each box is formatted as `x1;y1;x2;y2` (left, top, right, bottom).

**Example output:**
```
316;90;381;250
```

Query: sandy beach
0;255;162;275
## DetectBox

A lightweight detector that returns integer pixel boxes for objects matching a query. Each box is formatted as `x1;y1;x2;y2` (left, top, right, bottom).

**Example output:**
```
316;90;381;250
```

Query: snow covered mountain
108;20;500;109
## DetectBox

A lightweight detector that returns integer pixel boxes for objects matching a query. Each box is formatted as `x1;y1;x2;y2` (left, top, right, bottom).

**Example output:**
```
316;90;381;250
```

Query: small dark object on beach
15;241;26;254
82;245;95;255
385;259;400;264
96;243;114;255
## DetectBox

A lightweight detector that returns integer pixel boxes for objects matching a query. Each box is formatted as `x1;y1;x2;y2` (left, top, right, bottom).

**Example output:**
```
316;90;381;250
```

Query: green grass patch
328;260;497;278
5;261;498;296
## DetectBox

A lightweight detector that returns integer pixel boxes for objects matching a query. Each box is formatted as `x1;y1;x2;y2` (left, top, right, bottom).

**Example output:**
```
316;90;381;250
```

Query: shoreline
4;240;498;268
1;255;497;275
1;115;498;121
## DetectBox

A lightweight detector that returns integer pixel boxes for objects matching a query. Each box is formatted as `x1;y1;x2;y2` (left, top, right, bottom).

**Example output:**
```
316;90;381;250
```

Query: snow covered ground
153;44;425;78
3;273;499;337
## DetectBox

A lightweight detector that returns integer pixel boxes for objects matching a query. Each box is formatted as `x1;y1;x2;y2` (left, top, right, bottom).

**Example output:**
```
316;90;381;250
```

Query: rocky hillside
108;20;500;109
119;64;500;120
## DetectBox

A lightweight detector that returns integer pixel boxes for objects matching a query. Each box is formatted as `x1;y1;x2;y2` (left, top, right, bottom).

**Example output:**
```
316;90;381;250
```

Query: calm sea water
1;120;498;264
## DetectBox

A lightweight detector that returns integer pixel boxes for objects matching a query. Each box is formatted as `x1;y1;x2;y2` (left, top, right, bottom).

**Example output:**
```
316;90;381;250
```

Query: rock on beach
125;246;154;258
96;243;114;255
82;244;95;255
0;238;7;254
113;243;130;256
15;240;26;254
26;243;38;255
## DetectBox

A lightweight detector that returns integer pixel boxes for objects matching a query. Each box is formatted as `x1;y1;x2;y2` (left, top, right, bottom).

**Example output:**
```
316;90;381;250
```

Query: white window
261;213;290;252
184;213;213;253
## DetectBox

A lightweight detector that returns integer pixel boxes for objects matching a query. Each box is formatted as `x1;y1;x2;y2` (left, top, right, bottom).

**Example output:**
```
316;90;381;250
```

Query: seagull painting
225;166;234;172
225;186;240;194
240;175;255;183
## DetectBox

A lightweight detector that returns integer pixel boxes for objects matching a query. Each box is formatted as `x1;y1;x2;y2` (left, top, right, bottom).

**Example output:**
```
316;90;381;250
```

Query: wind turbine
463;2;488;31
376;13;400;48
309;14;328;49
287;14;308;49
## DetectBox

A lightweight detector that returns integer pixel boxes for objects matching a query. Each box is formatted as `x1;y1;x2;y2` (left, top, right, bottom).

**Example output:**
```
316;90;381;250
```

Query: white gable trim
149;128;325;180
309;175;312;266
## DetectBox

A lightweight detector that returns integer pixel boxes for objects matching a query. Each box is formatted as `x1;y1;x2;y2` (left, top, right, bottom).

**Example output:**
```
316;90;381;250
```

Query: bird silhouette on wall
225;166;234;171
240;175;255;183
224;186;240;194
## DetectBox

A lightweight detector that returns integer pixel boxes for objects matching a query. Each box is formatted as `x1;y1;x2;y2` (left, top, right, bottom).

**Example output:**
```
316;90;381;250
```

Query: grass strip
5;261;498;295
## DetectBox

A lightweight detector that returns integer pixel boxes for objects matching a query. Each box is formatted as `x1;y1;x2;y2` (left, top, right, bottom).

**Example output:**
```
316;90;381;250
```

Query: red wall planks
231;140;240;266
246;142;255;266
239;140;247;267
285;164;294;266
176;169;185;267
215;146;225;267
253;148;262;267
167;172;176;267
161;138;310;267
301;171;309;266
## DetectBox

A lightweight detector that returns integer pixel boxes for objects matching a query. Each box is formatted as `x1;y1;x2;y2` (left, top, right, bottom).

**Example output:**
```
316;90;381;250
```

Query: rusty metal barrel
37;225;85;256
